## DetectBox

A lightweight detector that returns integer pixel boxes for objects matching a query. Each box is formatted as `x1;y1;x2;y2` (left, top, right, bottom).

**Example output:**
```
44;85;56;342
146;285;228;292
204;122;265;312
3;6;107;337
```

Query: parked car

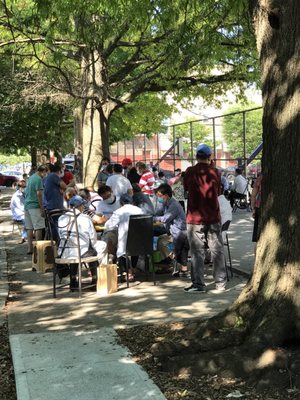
1;170;23;179
0;172;19;187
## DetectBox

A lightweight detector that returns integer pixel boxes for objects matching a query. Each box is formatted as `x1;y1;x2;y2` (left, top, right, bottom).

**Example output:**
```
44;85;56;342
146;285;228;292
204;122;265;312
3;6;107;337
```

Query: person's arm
156;202;178;225
37;190;44;216
60;180;67;192
104;211;120;230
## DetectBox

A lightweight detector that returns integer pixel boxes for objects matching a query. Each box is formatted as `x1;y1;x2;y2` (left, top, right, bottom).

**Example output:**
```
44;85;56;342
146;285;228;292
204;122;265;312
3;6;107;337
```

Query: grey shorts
25;209;45;230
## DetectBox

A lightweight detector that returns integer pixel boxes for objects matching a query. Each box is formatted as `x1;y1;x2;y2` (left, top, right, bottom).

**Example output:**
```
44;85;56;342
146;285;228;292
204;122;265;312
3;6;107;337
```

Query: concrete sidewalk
0;187;255;400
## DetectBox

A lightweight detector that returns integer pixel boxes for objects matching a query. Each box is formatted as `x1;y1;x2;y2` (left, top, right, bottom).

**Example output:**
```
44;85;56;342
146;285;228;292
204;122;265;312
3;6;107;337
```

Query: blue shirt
44;173;64;210
155;197;186;238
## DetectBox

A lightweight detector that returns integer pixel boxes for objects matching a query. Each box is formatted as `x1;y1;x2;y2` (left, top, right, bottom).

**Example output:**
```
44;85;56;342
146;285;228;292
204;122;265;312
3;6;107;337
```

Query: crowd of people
9;146;261;293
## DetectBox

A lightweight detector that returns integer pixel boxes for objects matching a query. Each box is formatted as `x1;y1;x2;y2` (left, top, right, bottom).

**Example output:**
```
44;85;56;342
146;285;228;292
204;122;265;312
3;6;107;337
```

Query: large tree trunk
247;0;300;340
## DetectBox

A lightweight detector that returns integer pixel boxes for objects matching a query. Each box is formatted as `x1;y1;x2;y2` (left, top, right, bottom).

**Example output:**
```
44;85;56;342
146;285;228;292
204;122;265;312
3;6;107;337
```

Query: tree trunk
80;50;116;186
243;0;300;341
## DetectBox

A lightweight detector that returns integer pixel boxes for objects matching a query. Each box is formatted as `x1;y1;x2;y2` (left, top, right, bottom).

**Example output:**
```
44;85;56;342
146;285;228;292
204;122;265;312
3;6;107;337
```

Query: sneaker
172;271;180;278
70;279;79;292
210;286;227;294
179;271;191;279
184;285;206;293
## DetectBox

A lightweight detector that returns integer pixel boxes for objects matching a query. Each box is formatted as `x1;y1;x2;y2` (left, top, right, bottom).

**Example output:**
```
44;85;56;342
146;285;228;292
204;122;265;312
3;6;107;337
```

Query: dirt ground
117;323;300;400
1;188;299;400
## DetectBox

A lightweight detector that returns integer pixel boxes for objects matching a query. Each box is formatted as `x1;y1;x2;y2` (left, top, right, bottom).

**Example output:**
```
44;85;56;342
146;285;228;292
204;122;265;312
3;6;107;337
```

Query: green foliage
223;103;262;158
0;152;30;166
172;118;215;157
0;61;75;156
109;93;173;143
1;0;258;102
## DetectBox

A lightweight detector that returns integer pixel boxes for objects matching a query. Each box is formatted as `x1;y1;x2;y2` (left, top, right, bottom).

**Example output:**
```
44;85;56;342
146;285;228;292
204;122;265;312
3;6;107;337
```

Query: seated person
85;186;102;209
106;163;133;200
10;180;27;243
219;185;232;226
78;188;107;225
96;185;121;217
229;168;248;208
205;185;232;264
57;195;107;290
154;183;189;276
64;186;77;208
104;194;143;281
132;183;155;215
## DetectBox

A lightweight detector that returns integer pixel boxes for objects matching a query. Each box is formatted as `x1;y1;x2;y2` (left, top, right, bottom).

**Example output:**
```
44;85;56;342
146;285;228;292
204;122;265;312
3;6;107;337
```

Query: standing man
183;143;226;293
43;162;67;242
24;165;48;254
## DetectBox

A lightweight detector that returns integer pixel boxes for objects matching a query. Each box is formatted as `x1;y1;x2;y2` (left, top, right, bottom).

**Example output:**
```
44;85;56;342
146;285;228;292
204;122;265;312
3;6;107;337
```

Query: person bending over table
96;185;121;217
57;195;107;291
104;193;143;281
78;188;107;225
154;183;189;277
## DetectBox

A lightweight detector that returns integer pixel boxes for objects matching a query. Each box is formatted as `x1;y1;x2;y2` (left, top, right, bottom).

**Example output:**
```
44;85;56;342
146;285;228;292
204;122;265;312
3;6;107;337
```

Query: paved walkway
0;188;255;400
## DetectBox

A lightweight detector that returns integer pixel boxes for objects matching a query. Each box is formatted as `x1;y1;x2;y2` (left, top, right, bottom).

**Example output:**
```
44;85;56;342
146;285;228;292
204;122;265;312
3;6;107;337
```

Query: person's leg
157;234;172;261
34;229;43;241
174;232;188;272
101;230;118;258
24;210;34;253
95;240;108;265
187;224;206;289
27;230;34;253
207;223;226;289
229;191;236;208
30;208;45;245
70;263;79;290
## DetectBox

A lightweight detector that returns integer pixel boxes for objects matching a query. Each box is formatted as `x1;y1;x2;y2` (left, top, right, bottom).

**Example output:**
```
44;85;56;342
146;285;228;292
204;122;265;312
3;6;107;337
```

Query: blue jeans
187;223;226;289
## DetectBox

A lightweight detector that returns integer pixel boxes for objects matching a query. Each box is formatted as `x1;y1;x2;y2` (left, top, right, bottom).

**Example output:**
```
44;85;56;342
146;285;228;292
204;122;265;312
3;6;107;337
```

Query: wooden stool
32;240;56;273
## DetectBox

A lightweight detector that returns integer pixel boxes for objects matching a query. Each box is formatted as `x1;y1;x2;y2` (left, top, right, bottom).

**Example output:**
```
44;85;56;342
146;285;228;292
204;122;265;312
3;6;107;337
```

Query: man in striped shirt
137;162;155;195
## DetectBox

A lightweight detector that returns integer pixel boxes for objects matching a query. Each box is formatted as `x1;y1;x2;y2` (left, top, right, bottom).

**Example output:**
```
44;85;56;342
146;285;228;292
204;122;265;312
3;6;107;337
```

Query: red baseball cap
121;158;133;167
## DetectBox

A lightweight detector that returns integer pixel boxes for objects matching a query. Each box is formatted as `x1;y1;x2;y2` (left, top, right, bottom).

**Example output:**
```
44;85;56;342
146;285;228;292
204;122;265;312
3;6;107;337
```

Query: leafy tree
0;61;75;159
0;0;258;184
223;102;262;158
109;93;173;143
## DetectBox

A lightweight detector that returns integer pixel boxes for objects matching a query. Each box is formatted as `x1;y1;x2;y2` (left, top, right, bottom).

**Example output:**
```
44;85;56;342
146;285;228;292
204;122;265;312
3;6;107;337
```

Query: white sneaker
210;286;227;294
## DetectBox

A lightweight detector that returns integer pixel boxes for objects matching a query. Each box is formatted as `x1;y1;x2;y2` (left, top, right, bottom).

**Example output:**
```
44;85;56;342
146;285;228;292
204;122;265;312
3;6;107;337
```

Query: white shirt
10;190;25;220
232;175;247;194
106;174;132;200
95;197;120;216
57;210;107;262
218;195;232;226
104;204;143;257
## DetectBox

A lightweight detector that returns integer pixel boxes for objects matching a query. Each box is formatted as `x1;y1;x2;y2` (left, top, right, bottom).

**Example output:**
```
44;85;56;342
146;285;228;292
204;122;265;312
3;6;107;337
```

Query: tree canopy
0;0;259;182
222;103;262;158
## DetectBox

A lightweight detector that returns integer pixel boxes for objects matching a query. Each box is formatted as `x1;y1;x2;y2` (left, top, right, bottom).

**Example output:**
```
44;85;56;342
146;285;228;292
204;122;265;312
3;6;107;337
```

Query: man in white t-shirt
229;168;248;208
96;185;121;217
105;163;133;200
